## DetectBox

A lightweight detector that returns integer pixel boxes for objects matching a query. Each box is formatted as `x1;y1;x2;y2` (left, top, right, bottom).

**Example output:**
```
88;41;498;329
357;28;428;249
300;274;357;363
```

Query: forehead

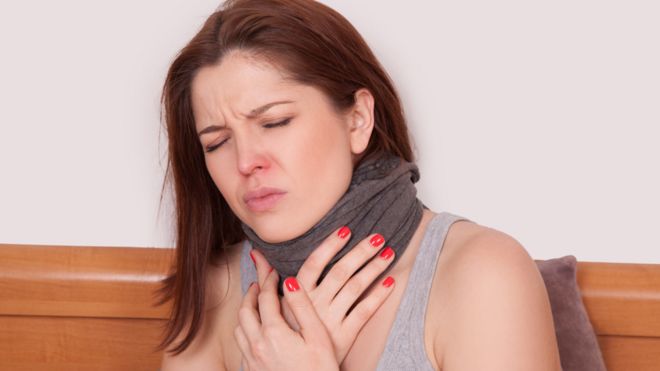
191;52;300;119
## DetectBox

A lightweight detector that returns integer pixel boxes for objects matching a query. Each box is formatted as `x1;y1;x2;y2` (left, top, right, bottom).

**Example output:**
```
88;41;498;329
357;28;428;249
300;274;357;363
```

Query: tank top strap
376;211;472;371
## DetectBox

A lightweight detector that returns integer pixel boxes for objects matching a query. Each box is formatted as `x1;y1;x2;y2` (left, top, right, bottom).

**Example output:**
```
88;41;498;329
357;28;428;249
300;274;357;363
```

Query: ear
347;88;375;155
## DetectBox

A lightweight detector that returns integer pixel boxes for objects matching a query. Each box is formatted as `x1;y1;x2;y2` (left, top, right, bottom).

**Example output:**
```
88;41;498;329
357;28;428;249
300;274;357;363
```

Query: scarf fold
241;151;426;292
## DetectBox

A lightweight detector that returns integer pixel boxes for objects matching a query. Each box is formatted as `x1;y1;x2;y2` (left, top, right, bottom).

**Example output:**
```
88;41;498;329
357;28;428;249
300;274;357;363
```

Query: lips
243;187;287;212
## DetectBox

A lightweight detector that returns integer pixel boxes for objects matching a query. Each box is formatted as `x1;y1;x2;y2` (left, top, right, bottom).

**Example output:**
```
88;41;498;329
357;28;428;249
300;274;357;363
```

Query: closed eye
204;117;292;153
262;117;291;129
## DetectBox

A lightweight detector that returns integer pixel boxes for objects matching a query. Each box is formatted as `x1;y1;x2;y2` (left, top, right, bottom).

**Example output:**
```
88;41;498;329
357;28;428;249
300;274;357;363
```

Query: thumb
280;298;301;332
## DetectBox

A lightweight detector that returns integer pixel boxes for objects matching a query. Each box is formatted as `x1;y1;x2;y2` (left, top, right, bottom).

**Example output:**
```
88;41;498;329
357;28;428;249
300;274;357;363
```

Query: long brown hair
156;0;417;355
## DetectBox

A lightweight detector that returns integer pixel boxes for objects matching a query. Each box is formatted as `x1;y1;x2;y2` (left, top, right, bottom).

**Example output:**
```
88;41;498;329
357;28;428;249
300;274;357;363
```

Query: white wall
1;0;658;263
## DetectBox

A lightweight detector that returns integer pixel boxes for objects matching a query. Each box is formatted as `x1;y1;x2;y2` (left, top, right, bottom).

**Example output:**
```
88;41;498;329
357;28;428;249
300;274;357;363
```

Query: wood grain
0;315;165;371
597;335;660;371
1;243;659;370
0;243;173;319
577;261;660;337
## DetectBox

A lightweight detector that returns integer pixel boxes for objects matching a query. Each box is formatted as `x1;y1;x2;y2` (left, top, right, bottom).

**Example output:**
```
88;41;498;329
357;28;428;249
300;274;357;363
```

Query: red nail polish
370;234;385;247
284;277;300;292
249;250;256;266
382;276;395;288
380;246;394;260
337;226;351;239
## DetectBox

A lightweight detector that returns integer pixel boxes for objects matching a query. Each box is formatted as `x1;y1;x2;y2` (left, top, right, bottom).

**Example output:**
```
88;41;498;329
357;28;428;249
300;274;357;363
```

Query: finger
238;282;263;344
257;268;286;327
329;246;395;321
340;275;395;344
296;225;352;291
315;233;386;304
282;276;330;345
280;298;301;332
249;249;273;287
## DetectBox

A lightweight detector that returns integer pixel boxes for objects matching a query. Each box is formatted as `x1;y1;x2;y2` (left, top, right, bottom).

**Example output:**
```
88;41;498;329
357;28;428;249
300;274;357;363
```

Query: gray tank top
239;211;471;370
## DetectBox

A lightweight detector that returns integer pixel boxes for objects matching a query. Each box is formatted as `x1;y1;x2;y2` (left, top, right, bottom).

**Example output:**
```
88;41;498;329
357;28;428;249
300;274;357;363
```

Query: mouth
243;187;287;212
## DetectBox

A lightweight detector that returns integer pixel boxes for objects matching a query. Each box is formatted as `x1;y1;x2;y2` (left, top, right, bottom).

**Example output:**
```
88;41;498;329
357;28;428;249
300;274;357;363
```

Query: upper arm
439;229;561;371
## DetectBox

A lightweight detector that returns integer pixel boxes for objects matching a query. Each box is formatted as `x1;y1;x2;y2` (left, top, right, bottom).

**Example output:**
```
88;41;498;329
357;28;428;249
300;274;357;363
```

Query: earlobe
348;88;375;155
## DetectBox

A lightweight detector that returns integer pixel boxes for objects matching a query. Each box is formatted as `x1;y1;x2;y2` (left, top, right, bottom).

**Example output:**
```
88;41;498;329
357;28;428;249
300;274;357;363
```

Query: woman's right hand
249;226;396;364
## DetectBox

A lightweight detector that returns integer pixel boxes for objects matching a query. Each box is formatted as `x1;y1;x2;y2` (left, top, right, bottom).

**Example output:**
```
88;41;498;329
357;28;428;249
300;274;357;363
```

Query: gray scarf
241;151;426;292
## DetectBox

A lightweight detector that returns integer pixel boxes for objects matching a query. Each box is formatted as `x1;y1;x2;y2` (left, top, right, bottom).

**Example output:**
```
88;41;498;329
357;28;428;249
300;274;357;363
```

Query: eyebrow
197;100;294;137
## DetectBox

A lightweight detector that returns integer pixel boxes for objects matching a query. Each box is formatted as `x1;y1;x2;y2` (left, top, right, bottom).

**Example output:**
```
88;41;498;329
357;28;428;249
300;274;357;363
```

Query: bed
0;243;658;370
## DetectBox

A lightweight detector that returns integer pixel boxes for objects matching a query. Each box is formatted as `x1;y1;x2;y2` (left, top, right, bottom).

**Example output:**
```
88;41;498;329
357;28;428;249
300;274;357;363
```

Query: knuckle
329;263;351;283
352;303;374;323
261;324;279;338
343;279;364;298
288;298;308;310
374;253;392;269
310;295;323;309
250;339;268;359
305;252;326;271
361;240;377;255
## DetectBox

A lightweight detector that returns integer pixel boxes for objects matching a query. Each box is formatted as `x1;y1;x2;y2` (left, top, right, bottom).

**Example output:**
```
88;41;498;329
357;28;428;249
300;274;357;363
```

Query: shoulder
161;242;244;370
432;222;561;370
442;223;537;282
206;241;245;310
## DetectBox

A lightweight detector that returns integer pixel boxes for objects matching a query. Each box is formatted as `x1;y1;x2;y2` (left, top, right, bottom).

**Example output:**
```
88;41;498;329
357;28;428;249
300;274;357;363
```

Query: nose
235;133;269;176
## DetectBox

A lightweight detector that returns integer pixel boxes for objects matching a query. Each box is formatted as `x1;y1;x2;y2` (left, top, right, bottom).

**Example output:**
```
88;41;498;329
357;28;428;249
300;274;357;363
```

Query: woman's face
191;51;374;243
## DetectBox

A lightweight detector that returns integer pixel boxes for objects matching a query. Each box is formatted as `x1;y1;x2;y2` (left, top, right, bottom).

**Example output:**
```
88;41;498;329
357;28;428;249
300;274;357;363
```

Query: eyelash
205;118;292;153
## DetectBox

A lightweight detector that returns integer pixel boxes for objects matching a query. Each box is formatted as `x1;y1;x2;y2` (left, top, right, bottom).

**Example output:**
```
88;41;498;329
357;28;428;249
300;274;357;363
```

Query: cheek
205;160;234;200
297;121;352;184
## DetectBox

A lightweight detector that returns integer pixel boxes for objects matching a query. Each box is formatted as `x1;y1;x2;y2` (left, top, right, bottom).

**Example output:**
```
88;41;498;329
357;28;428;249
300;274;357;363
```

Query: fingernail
382;276;395;288
380;246;394;260
337;226;351;239
284;277;299;292
249;250;256;266
370;233;385;247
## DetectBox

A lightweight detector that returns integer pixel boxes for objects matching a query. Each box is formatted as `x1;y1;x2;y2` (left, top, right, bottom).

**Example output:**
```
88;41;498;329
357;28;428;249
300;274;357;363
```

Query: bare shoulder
441;222;536;273
206;241;244;311
161;242;244;371
432;222;561;371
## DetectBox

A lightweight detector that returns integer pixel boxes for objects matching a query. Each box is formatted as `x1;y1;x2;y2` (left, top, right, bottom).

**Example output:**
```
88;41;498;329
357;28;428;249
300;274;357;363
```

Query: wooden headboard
1;243;658;370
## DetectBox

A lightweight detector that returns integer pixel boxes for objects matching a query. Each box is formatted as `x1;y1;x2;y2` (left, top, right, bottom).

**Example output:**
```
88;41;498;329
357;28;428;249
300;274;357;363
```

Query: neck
385;208;437;278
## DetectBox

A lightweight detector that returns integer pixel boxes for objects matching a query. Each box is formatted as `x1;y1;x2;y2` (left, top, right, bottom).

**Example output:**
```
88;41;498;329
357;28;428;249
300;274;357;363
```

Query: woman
158;0;561;370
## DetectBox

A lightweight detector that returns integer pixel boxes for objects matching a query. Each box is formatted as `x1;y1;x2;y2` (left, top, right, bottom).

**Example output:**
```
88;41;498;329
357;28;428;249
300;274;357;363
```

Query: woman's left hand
234;268;339;371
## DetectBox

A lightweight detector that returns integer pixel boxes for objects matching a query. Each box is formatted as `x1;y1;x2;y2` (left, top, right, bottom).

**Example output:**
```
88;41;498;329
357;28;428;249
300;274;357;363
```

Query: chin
250;213;324;244
254;227;294;244
243;215;295;243
243;198;336;243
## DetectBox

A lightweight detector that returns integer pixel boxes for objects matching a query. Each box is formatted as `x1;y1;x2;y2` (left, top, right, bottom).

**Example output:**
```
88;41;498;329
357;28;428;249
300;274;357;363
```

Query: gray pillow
536;255;607;371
